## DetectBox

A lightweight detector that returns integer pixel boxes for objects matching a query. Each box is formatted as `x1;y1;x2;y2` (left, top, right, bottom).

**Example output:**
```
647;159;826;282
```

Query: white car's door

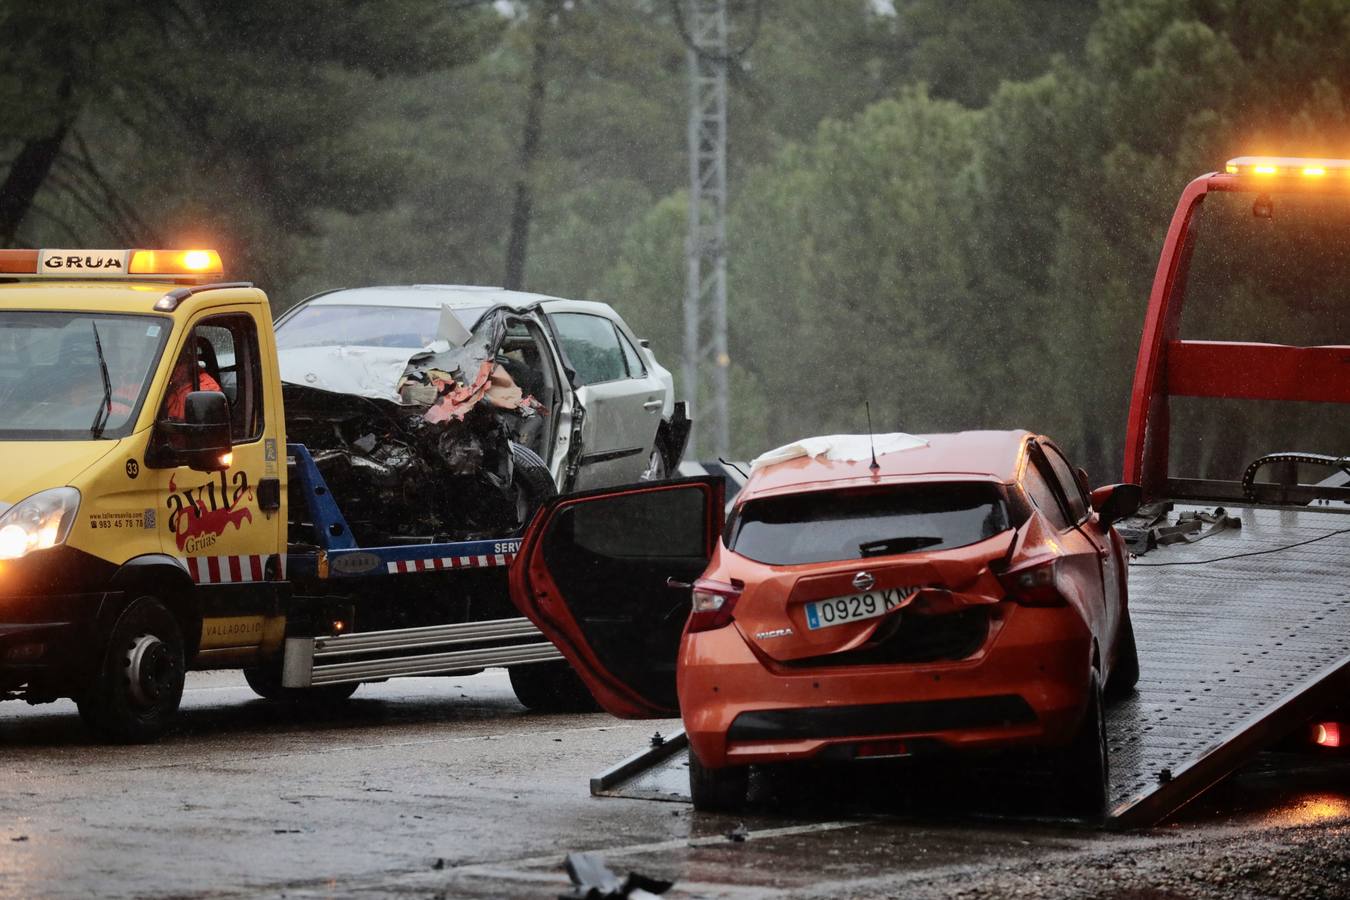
550;311;665;489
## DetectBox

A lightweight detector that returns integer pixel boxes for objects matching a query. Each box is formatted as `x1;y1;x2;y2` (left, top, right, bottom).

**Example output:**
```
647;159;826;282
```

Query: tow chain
1241;452;1350;500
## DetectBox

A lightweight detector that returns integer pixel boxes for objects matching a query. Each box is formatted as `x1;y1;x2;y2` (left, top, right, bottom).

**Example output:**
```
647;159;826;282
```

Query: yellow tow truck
0;249;574;741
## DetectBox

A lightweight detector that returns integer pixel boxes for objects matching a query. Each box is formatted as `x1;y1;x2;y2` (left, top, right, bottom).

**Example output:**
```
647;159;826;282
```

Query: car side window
552;313;627;385
616;327;647;378
1041;443;1090;524
194;315;264;442
1022;455;1072;531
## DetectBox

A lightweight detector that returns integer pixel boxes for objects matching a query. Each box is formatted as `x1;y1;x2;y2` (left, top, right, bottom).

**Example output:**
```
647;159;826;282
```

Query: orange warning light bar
0;249;40;274
1225;157;1350;178
0;248;223;282
128;249;222;277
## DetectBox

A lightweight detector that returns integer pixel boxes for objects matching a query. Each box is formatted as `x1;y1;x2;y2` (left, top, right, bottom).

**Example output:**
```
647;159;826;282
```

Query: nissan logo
852;571;876;592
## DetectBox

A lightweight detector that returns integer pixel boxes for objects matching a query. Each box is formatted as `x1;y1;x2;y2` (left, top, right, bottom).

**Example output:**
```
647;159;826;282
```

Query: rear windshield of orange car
725;482;1010;566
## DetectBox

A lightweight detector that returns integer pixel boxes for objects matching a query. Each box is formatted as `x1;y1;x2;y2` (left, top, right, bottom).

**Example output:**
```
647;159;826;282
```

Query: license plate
804;588;913;630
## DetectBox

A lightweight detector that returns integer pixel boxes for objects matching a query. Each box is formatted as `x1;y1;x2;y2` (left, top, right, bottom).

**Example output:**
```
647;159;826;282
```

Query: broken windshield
275;304;488;350
0;312;169;440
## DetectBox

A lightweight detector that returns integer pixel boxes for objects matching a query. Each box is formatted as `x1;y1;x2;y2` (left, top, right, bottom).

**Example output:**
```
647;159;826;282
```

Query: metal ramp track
282;616;563;687
1105;503;1350;826
593;505;1350;827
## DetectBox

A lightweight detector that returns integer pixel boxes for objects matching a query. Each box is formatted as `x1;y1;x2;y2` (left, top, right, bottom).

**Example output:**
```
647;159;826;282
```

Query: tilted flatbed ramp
1106;502;1350;826
593;503;1350;826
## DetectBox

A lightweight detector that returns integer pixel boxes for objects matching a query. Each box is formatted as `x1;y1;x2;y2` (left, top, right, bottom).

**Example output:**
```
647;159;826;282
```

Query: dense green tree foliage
3;0;1347;476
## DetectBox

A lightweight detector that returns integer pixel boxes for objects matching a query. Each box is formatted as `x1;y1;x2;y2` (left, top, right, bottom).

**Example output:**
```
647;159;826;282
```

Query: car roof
740;429;1032;500
295;285;618;317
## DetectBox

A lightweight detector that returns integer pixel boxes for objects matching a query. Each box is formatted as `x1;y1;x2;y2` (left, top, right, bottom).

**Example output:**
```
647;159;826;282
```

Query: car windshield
275;303;488;350
726;482;1010;566
0;311;169;440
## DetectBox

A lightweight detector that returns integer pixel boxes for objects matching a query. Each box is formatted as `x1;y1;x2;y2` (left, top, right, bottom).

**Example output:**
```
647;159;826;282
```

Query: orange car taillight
687;579;742;633
997;557;1067;607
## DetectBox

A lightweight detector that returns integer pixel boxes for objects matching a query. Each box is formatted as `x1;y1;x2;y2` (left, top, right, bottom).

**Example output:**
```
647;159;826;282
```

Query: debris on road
725;823;749;843
560;852;674;899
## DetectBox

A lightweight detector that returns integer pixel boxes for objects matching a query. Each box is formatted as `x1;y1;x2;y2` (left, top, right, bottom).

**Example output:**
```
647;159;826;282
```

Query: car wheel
242;664;360;705
1105;612;1140;701
689;749;749;812
1056;671;1109;817
508;661;599;712
76;596;186;744
640;434;671;482
510;441;557;531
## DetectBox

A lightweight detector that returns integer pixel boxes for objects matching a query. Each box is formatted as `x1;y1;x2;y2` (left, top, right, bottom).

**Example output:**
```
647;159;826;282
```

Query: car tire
1105;612;1140;701
1056;671;1109;817
689;749;749;813
640;434;671;482
243;665;360;705
509;441;557;531
76;596;186;744
508;661;599;712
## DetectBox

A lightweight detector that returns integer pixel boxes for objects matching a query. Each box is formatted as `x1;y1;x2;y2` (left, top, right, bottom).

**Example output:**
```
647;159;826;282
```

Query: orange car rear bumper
677;604;1094;768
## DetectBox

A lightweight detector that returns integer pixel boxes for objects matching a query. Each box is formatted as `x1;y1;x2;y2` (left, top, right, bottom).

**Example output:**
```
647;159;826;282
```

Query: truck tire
76;596;186;744
510;441;556;532
1106;612;1140;701
1056;672;1109;817
243;665;359;705
689;749;749;813
508;661;599;712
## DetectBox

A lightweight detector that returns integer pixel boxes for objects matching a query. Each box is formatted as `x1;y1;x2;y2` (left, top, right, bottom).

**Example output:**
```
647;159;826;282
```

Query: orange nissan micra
511;430;1141;813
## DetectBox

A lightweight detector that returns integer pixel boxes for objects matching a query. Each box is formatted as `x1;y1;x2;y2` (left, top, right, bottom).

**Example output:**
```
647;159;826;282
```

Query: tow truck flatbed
593;502;1350;826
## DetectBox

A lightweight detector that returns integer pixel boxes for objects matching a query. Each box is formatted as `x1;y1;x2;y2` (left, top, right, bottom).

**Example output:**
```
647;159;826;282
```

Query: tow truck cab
0;249;290;737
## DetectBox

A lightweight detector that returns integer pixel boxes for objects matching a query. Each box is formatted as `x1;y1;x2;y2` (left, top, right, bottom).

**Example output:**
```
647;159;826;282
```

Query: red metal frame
1122;171;1350;497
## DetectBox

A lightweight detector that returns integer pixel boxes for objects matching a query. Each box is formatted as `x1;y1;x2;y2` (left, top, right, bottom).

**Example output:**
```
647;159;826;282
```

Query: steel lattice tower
683;0;729;458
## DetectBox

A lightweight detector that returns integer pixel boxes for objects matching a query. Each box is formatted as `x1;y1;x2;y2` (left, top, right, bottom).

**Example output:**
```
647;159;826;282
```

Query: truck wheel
689;749;749;813
76;597;185;744
242;665;359;705
510;442;556;532
1056;672;1109;817
508;661;598;712
1105;612;1140;701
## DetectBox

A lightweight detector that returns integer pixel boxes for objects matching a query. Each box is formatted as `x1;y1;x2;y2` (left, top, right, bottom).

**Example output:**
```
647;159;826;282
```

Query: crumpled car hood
278;346;419;402
279;309;549;544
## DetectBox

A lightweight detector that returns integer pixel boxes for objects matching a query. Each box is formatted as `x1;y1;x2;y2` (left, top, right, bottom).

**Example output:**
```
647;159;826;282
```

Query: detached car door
508;477;724;718
549;311;666;490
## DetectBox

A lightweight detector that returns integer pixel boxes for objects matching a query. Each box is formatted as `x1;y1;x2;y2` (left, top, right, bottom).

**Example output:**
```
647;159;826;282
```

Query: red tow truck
507;156;1350;824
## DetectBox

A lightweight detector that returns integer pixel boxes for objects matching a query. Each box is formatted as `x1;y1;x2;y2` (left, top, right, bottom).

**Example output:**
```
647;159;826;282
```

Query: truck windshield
0;312;169;440
1172;191;1350;483
275;304;488;350
726;482;1010;566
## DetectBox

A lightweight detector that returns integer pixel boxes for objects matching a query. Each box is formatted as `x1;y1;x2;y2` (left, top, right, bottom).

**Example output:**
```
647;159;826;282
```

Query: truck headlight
0;488;80;560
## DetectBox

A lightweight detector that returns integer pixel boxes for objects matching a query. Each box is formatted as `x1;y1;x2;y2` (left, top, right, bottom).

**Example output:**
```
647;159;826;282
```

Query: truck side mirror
148;391;233;472
1090;483;1142;526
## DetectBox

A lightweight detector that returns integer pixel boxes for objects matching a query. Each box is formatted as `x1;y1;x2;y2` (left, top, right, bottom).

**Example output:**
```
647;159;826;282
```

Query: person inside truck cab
163;337;222;421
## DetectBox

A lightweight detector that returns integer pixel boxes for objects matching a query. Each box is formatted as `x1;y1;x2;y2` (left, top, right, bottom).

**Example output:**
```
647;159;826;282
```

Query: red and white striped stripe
183;554;283;585
387;552;514;575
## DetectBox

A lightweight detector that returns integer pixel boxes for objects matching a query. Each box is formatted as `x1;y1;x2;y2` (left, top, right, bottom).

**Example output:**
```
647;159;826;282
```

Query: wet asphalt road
1;670;1348;899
